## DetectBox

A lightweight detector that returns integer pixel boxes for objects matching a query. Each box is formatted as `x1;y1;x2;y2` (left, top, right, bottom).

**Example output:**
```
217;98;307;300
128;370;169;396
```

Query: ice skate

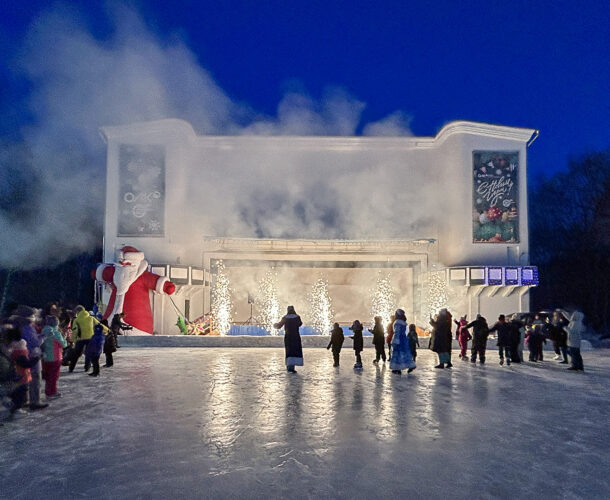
407;367;416;373
434;364;444;369
446;363;453;368
500;359;504;365
554;355;561;360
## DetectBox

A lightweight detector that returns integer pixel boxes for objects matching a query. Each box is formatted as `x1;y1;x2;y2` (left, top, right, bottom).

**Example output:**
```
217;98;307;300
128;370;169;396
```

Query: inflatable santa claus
95;246;176;335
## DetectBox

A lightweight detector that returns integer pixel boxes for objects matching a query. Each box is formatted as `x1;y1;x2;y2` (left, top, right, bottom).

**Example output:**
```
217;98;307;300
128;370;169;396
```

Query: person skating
349;320;364;369
86;319;107;377
104;315;126;367
386;314;395;361
110;312;132;351
274;306;303;373
464;314;489;364
389;309;416;374
562;310;585;371
327;323;344;367
407;324;419;362
430;309;453;368
456;316;471;360
69;306;94;373
41;316;67;398
489;315;513;366
550;311;568;363
525;324;544;362
4;327;40;417
369;316;386;364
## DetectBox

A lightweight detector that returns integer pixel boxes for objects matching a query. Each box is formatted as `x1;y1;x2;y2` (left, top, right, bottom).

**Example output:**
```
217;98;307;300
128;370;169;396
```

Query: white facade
99;119;538;334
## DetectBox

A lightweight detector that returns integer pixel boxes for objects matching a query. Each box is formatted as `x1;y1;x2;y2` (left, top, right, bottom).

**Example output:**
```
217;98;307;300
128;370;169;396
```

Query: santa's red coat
97;265;175;334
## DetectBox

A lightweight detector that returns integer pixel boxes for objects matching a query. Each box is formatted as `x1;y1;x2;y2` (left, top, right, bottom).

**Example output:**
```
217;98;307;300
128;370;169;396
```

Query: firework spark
257;269;280;335
370;272;396;327
308;277;334;335
211;260;233;335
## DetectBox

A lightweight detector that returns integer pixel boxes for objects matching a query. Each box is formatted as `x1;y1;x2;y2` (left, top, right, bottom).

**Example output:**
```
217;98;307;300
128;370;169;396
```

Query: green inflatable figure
176;316;188;335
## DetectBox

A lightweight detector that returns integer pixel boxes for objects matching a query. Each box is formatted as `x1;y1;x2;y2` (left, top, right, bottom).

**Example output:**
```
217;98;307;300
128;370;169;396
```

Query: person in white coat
562;310;585;371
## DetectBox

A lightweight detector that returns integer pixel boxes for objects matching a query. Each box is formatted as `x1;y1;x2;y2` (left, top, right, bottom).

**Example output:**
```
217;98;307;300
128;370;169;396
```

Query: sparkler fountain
211;260;233;335
308;277;334;335
370;272;396;327
256;269;280;335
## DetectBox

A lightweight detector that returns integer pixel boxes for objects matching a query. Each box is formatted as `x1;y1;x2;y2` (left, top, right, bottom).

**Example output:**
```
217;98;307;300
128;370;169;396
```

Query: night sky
1;0;608;182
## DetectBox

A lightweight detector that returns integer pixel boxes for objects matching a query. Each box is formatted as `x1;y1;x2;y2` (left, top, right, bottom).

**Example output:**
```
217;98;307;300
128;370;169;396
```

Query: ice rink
2;347;610;499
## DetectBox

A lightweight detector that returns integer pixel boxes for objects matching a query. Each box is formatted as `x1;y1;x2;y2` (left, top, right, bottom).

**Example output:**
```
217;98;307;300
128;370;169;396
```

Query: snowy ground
2;347;610;499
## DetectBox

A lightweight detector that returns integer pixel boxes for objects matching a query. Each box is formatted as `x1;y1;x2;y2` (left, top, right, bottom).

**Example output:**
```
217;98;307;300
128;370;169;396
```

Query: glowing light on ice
211;260;233;335
370;272;396;327
308;277;334;335
256;269;280;335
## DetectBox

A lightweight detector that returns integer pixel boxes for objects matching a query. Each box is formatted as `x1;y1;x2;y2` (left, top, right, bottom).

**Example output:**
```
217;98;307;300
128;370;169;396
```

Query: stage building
98;119;539;334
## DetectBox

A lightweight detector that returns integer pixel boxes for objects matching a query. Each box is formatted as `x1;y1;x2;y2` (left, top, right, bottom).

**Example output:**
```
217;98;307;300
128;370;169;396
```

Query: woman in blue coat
390;309;416;375
274;306;303;373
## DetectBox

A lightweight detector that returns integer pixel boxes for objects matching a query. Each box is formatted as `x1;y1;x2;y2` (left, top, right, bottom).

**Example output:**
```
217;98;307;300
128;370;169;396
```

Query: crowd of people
2;301;587;421
275;306;587;375
0;302;131;420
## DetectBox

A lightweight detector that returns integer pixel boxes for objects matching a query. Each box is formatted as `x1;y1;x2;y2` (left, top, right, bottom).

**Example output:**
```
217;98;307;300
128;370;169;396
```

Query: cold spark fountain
256;269;280;335
308;277;334;335
211;260;233;335
370;272;396;327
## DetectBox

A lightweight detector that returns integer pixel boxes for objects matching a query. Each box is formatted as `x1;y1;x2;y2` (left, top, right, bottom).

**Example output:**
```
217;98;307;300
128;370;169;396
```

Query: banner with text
118;144;165;237
472;151;519;243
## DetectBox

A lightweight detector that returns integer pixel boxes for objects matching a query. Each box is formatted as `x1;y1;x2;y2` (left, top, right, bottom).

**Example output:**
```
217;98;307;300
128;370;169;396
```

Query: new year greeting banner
473;151;519;243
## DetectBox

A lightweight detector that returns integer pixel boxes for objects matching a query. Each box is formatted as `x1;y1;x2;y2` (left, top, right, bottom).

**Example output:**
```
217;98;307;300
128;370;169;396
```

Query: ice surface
2;348;609;499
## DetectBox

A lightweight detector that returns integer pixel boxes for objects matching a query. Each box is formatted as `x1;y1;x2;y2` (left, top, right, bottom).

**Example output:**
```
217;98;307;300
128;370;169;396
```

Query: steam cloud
0;3;422;271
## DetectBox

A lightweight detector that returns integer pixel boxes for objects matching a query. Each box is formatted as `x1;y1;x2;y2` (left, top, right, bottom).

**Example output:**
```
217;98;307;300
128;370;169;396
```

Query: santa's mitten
163;282;176;295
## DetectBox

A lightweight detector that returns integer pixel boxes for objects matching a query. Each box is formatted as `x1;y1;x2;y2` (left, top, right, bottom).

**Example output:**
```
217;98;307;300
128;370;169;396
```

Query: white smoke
0;2;417;270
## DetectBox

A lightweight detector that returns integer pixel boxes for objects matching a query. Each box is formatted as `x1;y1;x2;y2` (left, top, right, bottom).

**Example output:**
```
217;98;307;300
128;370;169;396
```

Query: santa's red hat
118;245;145;263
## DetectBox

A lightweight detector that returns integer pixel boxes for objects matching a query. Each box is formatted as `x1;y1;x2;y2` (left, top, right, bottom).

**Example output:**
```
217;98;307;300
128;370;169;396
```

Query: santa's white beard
114;263;141;295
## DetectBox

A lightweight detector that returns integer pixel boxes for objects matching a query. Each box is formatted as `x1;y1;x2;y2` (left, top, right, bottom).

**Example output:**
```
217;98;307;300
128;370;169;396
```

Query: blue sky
1;0;608;182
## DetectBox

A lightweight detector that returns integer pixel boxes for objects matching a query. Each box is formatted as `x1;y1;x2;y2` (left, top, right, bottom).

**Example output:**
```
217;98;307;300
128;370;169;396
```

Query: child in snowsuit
349;320;364;369
327;323;344;367
369;316;386;364
41;316;67;398
465;314;489;364
456;316;472;360
85;320;107;377
407;324;419;361
5;328;39;417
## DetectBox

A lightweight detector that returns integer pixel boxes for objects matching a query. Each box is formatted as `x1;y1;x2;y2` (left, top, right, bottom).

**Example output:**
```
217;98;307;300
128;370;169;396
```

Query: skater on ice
274;306;303;373
407;324;419;362
430;309;453;369
41;316;67;398
327;322;344;367
489;315;513;366
386;314;395;361
564;310;585;372
456;315;471;360
68;306;94;373
464;314;489;364
349;320;364;369
86;319;107;377
369;316;386;364
549;311;568;363
389;309;416;375
2;327;40;417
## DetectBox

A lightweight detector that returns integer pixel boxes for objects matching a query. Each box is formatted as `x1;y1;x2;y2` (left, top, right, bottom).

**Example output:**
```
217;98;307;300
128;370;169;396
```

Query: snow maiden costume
390;309;416;374
274;306;303;373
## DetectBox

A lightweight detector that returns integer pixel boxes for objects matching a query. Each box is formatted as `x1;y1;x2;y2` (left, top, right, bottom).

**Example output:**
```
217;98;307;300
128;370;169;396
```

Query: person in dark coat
327;322;344;367
369;316;386;364
274;306;303;373
407;324;420;361
464;314;489;364
525;324;545;362
550;311;568;363
111;312;132;346
386;314;395;361
104;318;118;367
430;309;453;368
86;320;107;377
509;317;523;363
489;315;513;365
349;320;364;369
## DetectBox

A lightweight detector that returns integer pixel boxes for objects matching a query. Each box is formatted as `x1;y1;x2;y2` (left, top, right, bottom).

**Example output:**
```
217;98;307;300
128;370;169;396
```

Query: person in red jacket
94;246;176;335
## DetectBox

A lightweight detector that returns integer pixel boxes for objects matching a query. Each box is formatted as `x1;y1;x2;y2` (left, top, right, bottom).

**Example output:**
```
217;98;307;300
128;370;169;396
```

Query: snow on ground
1;347;610;499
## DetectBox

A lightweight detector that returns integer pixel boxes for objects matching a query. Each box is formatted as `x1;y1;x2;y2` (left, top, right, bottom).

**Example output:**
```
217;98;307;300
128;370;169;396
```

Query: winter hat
45;315;59;327
395;309;406;321
476;314;482;319
118;246;145;264
13;305;36;320
287;305;296;315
